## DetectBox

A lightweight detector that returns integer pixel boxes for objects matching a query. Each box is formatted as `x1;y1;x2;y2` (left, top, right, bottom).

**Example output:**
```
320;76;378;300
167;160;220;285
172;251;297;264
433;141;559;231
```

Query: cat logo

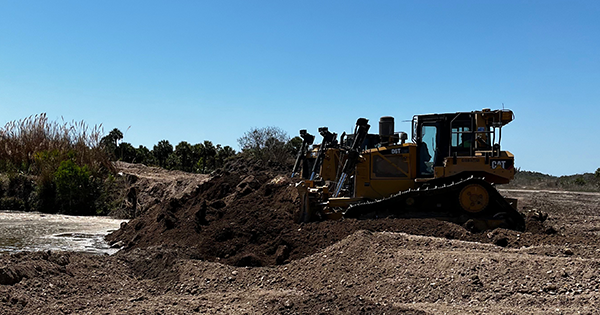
491;160;507;170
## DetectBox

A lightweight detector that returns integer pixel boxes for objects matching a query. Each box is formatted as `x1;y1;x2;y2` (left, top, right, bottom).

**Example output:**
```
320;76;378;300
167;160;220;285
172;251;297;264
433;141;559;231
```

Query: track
344;177;526;231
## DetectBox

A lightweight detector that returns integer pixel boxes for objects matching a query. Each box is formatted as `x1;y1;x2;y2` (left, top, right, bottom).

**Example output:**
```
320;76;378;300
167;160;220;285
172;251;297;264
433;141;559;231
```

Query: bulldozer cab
413;109;514;179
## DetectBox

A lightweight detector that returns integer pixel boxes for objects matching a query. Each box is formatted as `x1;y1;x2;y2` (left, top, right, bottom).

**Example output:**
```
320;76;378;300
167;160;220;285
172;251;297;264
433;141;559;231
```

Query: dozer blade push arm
291;130;315;178
310;127;337;180
333;118;370;197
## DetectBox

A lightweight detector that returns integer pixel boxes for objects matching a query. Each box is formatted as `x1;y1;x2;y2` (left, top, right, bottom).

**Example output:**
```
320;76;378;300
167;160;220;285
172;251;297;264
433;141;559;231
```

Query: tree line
99;125;303;173
100;128;237;173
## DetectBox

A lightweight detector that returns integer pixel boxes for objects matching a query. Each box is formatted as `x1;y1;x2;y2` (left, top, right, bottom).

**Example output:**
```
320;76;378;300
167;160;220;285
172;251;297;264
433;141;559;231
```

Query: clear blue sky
1;1;599;176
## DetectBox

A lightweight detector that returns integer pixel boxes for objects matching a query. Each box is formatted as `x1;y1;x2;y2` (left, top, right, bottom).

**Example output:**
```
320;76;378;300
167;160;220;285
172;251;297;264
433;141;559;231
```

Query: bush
35;177;57;214
237;126;294;163
0;173;35;211
0;197;25;211
574;177;586;186
54;160;94;214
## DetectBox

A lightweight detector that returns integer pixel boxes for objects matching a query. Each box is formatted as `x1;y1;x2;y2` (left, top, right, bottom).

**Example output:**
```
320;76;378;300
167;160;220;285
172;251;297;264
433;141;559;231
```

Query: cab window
419;125;437;176
451;126;470;147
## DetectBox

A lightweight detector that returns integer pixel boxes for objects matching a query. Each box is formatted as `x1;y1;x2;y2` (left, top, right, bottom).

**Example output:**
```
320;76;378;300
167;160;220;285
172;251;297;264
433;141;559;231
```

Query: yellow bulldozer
291;108;525;231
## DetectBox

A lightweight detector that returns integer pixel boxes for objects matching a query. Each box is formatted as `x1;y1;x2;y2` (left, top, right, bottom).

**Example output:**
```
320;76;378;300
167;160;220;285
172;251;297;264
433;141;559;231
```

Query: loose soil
2;159;600;314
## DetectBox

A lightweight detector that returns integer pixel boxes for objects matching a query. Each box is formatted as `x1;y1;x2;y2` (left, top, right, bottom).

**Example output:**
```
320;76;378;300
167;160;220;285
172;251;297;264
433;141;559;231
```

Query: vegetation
105;125;302;173
0;114;305;217
0;114;241;216
0;114;113;215
103;133;237;174
237;126;301;164
505;168;600;192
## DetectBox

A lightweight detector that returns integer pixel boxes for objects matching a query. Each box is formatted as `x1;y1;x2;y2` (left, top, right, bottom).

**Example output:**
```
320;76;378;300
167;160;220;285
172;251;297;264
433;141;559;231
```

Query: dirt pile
108;159;564;268
0;251;69;286
112;161;211;218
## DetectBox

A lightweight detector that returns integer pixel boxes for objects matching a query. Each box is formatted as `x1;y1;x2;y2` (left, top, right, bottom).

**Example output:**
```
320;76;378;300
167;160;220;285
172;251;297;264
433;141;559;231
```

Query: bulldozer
291;108;525;231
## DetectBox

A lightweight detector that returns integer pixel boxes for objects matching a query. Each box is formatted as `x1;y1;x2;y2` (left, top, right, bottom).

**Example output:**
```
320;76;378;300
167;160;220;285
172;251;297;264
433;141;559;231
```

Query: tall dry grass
0;113;114;177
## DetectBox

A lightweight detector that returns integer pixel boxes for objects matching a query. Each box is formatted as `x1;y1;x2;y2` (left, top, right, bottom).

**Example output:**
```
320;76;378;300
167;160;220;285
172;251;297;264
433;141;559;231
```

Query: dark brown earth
2;160;600;314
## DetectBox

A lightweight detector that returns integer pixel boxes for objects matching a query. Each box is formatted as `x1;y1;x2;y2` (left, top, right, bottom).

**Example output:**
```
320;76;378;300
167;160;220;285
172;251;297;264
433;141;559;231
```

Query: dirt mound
108;158;299;265
112;161;211;218
0;251;70;286
108;158;566;268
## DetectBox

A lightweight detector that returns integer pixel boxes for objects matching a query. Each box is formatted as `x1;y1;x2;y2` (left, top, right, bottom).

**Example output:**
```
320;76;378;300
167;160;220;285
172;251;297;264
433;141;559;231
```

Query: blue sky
1;1;598;176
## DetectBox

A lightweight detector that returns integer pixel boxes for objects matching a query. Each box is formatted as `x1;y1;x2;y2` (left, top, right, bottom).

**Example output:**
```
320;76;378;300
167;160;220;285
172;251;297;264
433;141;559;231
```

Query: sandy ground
2;162;600;314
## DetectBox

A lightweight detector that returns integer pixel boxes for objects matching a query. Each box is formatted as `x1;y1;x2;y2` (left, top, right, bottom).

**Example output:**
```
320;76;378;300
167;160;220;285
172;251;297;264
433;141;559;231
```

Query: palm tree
153;140;173;168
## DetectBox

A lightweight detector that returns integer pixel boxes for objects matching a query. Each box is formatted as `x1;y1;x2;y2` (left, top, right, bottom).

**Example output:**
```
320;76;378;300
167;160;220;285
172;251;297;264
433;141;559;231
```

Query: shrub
0;197;25;211
237;126;293;163
53;160;100;215
35;178;57;214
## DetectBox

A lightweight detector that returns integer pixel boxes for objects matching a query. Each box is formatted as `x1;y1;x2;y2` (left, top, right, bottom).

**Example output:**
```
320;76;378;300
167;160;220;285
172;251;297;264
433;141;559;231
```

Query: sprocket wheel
459;183;489;213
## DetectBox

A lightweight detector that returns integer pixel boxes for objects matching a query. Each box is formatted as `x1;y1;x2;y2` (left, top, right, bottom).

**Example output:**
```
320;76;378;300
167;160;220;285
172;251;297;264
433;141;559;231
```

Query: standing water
0;210;128;255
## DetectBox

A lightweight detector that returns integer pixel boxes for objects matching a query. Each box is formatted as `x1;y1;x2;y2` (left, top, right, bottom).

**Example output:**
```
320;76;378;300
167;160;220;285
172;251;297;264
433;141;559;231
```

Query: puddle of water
0;210;128;255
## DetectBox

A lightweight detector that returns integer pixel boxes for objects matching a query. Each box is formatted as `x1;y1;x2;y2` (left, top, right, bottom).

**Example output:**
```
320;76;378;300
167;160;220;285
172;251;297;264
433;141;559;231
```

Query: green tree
153;140;173;168
165;152;180;170
134;145;155;165
174;141;193;172
109;128;123;144
202;140;217;173
117;142;136;162
100;128;124;160
286;136;303;155
216;145;236;168
191;143;205;173
595;168;600;179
